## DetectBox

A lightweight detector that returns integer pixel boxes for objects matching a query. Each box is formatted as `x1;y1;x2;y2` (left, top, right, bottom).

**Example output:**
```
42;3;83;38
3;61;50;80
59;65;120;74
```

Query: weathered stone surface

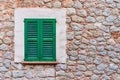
34;0;44;5
69;56;78;60
86;57;94;64
84;71;92;77
105;69;115;75
0;66;8;72
81;37;89;44
56;71;66;76
93;31;102;37
95;23;109;32
107;39;115;45
4;22;14;27
113;74;120;80
91;74;99;80
114;19;120;27
45;78;55;80
114;44;120;52
67;61;76;66
45;68;55;77
94;56;102;64
6;31;14;37
103;21;113;26
3;59;11;68
66;17;71;23
87;52;96;58
86;16;96;22
5;71;11;78
117;3;120;8
97;37;106;42
67;32;74;40
3;37;11;44
43;0;51;3
77;65;86;71
108;3;116;8
111;58;120;63
94;9;102;16
71;15;84;23
96;16;105;22
62;0;74;7
74;71;82;76
109;63;118;71
74;40;80;45
106;15;117;22
78;55;86;61
97;63;108;71
105;45;114;51
66;73;74;79
11;62;23;70
107;51;117;58
106;0;113;4
12;70;24;78
101;75;110;80
56;77;66;80
0;39;2;45
71;22;83;31
77;10;87;17
97;46;104;52
0;32;4;39
94;70;104;74
87;65;96;71
38;71;46;78
4;52;12;59
117;69;120;74
13;78;24;80
103;8;111;16
90;39;97;45
85;24;96;30
73;0;82;8
53;1;61;8
25;70;34;79
77;61;86;65
56;64;66;70
88;46;96;51
66;8;76;15
69;44;78;50
114;0;120;3
68;51;78;57
0;44;8;50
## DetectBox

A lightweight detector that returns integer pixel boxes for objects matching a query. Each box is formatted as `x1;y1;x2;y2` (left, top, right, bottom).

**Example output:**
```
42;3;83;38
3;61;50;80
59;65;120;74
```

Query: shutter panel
41;19;56;61
24;19;39;61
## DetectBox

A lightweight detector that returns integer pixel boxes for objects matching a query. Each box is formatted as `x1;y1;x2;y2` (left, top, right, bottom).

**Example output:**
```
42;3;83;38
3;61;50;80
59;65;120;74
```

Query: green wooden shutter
24;19;40;61
41;19;56;61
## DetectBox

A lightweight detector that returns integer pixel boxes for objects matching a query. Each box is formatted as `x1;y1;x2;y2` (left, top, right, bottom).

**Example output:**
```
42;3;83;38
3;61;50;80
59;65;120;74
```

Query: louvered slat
27;22;37;38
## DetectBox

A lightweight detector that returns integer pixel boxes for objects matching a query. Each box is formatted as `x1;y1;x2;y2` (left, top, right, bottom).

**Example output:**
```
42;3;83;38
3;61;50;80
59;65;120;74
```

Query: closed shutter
41;19;56;61
24;19;56;62
24;20;40;61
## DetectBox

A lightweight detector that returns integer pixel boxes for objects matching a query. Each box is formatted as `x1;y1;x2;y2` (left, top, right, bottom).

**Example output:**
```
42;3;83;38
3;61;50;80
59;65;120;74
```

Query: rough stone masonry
0;0;120;80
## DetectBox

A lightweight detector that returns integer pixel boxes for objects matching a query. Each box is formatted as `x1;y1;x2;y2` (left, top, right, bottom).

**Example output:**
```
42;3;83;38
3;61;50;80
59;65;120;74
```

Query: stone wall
0;0;120;80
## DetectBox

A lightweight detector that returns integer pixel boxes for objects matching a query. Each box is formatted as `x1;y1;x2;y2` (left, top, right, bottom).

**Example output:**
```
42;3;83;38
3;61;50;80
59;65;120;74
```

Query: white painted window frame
14;8;67;63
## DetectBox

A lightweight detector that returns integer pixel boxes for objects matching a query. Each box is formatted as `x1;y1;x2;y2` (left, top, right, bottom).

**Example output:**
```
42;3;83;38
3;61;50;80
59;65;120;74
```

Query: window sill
21;61;59;65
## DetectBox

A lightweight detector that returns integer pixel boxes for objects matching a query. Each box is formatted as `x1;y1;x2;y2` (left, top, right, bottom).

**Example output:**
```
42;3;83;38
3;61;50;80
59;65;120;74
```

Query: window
15;8;67;63
24;19;56;61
